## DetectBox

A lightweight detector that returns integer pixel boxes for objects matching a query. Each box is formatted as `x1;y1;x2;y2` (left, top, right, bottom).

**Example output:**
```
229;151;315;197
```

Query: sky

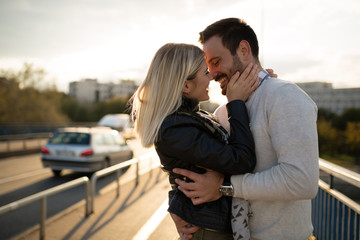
1;0;360;104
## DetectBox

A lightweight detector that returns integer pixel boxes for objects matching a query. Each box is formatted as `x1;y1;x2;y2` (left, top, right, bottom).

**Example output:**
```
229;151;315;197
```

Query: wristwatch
219;175;234;197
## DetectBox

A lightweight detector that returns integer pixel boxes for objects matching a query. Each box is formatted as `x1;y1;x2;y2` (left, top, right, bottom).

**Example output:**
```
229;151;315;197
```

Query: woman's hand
170;213;200;240
226;63;260;102
266;68;278;78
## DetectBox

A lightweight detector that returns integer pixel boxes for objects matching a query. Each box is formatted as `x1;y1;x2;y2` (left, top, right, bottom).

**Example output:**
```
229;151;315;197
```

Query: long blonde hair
131;43;204;147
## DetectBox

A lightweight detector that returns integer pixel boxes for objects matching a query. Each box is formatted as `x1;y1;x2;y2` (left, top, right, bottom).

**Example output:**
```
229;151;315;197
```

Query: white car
41;127;134;176
98;114;136;140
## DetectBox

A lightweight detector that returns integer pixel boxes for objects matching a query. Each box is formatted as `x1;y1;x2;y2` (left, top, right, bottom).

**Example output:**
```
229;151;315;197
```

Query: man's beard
216;55;244;95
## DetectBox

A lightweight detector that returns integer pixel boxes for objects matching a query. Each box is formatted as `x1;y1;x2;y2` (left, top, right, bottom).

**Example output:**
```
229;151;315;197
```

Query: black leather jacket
155;97;256;233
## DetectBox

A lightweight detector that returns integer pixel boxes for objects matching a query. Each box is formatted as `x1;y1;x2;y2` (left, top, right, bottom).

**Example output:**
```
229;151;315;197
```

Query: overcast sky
1;0;360;104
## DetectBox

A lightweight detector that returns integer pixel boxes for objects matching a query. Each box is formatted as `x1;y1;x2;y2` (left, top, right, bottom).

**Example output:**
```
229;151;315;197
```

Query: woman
131;43;259;240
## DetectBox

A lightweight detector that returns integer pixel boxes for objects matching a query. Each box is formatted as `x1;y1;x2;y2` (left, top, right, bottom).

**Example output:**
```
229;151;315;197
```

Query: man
172;18;319;240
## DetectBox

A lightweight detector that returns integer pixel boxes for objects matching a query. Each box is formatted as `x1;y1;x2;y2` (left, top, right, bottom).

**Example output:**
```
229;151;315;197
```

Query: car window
49;132;90;145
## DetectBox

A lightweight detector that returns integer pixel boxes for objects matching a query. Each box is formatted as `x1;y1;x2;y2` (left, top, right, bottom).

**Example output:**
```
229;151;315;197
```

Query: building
69;78;138;103
296;82;360;115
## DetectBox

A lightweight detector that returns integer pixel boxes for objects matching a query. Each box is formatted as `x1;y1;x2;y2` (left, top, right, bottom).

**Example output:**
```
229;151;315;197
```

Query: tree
0;63;69;123
60;96;91;122
317;118;343;154
333;108;360;130
345;122;360;157
92;96;131;121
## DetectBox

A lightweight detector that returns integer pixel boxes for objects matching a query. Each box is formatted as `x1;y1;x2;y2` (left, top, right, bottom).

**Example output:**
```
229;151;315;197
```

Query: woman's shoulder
161;111;202;130
156;112;204;144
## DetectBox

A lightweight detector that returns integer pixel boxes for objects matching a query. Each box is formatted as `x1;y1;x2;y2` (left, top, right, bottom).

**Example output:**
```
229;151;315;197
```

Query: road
0;139;177;240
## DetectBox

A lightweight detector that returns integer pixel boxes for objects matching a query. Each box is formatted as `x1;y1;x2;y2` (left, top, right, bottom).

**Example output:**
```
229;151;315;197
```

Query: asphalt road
0;139;178;240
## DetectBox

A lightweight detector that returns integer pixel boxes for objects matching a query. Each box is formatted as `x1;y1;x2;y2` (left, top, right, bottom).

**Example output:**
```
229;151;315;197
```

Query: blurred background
1;0;360;97
1;0;360;162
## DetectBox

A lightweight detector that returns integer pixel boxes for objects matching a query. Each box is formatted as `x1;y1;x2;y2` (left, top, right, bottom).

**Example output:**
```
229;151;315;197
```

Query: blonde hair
131;43;204;147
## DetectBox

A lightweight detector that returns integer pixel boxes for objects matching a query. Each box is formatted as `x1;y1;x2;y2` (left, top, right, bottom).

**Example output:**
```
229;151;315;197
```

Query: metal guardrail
3;155;358;240
319;158;360;189
0;151;159;240
0;122;97;136
89;150;160;214
90;158;139;214
312;158;360;239
0;177;90;240
0;133;51;153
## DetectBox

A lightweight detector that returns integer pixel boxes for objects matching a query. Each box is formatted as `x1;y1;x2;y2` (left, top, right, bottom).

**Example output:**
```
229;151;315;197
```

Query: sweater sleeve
232;84;319;200
156;100;256;175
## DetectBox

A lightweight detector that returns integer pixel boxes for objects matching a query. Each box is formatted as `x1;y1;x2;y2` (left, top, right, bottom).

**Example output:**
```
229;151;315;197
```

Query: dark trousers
192;228;233;240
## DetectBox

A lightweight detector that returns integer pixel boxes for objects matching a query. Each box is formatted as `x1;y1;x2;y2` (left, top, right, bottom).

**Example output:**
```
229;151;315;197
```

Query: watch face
221;185;234;196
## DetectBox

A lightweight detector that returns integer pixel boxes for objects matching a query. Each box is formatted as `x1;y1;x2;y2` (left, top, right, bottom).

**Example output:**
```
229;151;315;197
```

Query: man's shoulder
263;78;298;90
262;78;310;97
262;78;317;109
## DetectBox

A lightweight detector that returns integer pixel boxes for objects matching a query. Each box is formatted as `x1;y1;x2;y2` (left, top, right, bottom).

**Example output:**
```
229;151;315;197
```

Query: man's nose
209;68;218;79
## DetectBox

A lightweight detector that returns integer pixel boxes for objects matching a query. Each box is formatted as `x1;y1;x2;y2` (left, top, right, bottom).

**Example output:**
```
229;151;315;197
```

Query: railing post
116;170;120;198
40;197;47;240
85;179;91;217
90;174;97;214
329;174;334;189
136;160;139;186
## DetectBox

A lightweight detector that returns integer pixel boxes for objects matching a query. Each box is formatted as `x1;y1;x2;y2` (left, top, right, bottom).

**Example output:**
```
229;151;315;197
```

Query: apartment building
69;78;137;103
296;82;360;115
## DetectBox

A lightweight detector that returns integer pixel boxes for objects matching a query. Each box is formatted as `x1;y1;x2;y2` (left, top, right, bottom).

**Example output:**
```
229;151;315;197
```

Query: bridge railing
1;151;359;240
0;177;90;240
0;150;159;240
313;158;360;240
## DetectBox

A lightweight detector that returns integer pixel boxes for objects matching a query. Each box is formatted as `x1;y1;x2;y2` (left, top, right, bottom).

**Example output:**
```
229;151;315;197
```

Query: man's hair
131;43;204;147
199;18;259;59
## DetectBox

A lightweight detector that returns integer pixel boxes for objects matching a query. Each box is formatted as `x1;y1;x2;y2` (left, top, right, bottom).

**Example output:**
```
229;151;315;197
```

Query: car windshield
49;132;90;145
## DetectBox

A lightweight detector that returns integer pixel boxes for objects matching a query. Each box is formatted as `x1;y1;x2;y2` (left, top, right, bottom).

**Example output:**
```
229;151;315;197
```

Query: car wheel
52;169;62;177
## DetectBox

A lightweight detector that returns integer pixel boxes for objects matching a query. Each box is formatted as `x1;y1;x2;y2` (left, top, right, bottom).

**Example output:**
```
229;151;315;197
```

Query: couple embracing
131;18;319;240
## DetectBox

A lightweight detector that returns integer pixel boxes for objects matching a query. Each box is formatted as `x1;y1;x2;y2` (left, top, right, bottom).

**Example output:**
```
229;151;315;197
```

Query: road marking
0;169;50;184
132;198;169;240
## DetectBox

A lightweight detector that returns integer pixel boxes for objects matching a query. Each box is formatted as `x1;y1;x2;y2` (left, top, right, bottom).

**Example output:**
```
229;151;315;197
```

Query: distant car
41;127;134;176
98;114;132;131
98;113;136;139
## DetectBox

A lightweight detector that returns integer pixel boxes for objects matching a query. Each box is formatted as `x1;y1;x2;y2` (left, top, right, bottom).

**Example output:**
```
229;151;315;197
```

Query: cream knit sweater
215;77;319;240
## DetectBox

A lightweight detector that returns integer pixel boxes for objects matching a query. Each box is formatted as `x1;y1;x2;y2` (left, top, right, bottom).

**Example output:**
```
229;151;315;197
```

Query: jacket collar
178;96;200;113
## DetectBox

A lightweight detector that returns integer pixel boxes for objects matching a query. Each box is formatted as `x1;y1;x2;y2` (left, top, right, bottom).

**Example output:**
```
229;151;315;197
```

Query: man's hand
173;167;224;205
170;213;200;240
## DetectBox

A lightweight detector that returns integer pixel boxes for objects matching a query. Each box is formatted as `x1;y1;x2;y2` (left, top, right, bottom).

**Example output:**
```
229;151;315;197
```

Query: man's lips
215;74;228;89
217;77;227;89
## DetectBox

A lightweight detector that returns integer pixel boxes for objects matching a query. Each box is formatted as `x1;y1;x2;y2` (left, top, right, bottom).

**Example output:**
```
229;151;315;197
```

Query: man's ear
236;40;251;61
